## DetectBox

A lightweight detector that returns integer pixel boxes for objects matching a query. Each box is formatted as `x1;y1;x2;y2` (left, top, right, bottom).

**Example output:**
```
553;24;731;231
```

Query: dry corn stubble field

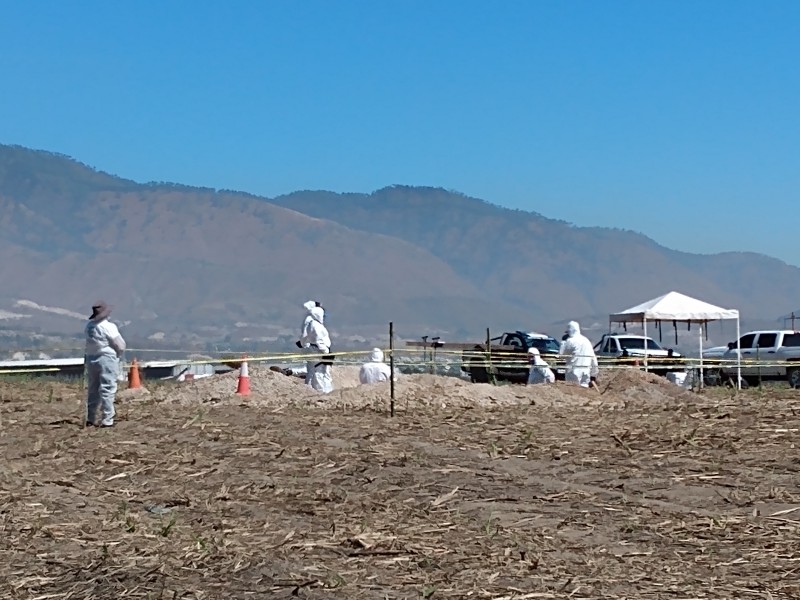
1;370;800;600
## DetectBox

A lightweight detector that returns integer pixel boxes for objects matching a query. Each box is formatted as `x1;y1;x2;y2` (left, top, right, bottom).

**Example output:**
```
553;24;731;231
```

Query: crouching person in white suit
359;348;394;384
527;347;556;385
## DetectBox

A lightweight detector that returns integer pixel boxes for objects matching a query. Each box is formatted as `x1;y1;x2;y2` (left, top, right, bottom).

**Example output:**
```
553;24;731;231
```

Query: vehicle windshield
525;335;561;354
618;337;663;350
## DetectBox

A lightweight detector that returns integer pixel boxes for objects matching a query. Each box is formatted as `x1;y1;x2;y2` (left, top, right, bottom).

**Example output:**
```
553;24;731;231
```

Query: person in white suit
527;347;556;385
359;348;393;384
559;321;598;388
84;301;126;427
299;300;325;384
299;306;333;393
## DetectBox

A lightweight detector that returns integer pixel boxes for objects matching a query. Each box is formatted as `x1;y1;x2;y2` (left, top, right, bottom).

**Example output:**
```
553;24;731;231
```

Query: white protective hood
310;306;325;324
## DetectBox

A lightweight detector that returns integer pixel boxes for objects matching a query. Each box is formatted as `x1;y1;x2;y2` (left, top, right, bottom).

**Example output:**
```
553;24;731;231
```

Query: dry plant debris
1;369;799;599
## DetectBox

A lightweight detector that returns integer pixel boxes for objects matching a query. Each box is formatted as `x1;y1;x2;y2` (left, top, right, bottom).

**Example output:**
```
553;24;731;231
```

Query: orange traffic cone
128;358;142;389
236;357;250;396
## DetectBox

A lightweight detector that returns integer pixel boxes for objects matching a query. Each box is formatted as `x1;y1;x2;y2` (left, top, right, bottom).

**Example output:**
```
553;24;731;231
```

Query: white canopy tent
608;290;741;388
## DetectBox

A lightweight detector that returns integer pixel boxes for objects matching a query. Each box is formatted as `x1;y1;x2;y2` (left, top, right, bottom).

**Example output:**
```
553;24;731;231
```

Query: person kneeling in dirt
84;301;126;427
297;306;333;393
359;348;393;384
527;347;555;385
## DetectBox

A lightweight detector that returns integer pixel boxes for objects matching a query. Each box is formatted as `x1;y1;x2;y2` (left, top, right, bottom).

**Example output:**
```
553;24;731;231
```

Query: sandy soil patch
1;375;798;598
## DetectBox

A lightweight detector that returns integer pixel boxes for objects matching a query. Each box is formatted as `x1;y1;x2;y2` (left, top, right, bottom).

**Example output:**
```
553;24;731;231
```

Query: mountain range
0;143;797;354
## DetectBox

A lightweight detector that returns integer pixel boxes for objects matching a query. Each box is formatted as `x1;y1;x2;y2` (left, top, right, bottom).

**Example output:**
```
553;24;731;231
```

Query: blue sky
2;1;799;265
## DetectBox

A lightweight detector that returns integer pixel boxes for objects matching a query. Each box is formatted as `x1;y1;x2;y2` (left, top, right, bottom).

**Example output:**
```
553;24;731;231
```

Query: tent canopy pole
699;321;704;390
736;317;742;390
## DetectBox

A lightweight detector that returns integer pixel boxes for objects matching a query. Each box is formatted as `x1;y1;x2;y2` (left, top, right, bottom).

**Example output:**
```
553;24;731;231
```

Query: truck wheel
788;367;800;389
470;361;489;383
703;369;724;387
744;376;760;388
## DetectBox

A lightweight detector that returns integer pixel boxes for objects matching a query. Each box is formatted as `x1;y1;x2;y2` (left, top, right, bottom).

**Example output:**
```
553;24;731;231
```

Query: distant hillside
0;145;531;345
269;186;800;323
1;144;799;352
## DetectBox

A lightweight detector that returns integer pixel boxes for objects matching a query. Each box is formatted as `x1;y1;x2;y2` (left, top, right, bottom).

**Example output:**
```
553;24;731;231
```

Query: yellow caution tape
0;368;62;374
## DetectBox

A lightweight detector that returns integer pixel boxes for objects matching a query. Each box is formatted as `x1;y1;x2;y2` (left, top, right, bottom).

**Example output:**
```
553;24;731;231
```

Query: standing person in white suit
84;301;126;427
559;321;599;388
298;306;333;393
299;301;316;384
298;300;325;384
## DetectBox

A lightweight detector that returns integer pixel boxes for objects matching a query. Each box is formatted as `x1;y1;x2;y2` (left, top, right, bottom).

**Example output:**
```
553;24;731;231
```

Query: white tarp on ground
608;290;741;388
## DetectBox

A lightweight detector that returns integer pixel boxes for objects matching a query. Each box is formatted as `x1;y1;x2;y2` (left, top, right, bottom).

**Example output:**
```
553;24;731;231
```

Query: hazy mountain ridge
268;187;800;320
0;146;533;344
0;144;797;353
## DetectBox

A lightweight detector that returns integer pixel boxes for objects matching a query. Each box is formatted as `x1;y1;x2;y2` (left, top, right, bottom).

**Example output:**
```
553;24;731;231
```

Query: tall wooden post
389;321;395;417
486;327;495;385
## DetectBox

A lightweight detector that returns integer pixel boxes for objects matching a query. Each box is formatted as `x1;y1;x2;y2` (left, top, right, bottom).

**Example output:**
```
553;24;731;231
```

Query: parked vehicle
460;331;563;384
594;333;681;359
593;333;683;376
702;330;800;386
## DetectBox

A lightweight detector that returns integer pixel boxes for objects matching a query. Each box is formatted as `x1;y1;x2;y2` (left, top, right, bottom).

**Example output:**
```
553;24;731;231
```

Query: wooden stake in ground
80;354;87;428
389;321;395;417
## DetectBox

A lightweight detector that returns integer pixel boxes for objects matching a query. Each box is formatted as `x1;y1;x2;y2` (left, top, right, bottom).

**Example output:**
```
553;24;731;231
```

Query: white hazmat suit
559;321;598;388
299;300;325;384
359;348;393;384
84;302;126;427
527;347;556;385
300;306;333;393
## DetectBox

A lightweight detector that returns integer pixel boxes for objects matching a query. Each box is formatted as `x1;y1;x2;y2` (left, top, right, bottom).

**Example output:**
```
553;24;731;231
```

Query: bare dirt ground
2;368;800;599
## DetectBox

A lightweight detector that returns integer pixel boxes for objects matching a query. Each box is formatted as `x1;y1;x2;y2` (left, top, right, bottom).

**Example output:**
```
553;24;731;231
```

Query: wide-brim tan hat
90;301;112;321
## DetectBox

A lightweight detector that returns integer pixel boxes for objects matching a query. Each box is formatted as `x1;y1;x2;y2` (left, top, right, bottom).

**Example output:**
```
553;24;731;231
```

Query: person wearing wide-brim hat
84;301;126;427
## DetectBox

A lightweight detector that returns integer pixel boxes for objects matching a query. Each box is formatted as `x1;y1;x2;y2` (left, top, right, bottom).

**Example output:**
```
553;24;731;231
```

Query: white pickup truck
593;333;683;376
594;333;682;359
702;329;800;386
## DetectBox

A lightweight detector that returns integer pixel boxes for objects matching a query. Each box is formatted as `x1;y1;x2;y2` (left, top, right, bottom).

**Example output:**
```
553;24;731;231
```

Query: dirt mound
150;362;700;412
333;365;363;389
598;367;696;403
116;386;150;401
331;373;542;411
153;361;620;411
152;365;308;406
